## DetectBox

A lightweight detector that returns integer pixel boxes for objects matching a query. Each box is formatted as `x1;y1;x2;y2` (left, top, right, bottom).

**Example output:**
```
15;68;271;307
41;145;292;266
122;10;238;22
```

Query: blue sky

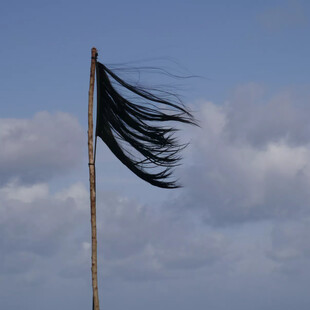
2;0;309;119
1;1;310;309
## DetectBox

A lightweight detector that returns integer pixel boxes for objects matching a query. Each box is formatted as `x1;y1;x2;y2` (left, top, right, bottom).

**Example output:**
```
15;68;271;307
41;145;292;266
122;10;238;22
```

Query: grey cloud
226;84;310;147
0;181;89;277
267;218;310;277
176;85;310;225
96;191;228;281
3;98;310;309
0;112;84;184
2;169;310;309
258;1;307;31
0;181;228;284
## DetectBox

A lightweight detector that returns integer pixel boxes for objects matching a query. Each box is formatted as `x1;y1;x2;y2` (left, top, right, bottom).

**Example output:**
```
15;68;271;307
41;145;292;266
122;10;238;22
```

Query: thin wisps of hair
95;61;197;189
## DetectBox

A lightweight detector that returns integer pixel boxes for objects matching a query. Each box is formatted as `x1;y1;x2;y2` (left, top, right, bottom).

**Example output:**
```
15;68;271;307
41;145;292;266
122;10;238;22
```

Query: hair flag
95;58;196;188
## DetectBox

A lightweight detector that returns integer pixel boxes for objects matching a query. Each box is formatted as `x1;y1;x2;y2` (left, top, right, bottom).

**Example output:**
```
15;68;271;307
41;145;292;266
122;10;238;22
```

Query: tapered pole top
91;47;98;60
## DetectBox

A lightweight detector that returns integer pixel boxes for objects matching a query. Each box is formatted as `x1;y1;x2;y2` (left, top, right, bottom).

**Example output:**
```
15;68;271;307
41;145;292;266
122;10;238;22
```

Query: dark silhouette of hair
95;61;197;189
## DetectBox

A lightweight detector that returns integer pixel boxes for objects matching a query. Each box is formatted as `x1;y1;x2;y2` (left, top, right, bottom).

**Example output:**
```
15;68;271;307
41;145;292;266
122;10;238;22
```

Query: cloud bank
179;83;310;225
2;85;310;309
0;112;84;184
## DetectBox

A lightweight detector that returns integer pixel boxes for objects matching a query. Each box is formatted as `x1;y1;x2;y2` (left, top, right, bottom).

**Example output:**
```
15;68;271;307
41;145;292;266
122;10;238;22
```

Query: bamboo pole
88;47;100;310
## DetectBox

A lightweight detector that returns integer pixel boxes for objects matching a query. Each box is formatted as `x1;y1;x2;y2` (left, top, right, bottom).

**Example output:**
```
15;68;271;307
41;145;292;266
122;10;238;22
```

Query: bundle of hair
95;61;197;188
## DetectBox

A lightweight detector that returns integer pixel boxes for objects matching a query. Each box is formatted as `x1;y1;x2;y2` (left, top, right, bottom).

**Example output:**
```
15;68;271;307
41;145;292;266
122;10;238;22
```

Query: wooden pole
88;47;100;310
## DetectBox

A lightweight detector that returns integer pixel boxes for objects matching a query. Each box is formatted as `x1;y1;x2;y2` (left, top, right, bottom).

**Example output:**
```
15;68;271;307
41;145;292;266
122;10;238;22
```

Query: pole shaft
88;47;100;310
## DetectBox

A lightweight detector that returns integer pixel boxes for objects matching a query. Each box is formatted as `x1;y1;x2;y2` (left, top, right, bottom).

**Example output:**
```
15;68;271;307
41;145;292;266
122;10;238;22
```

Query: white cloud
0;180;228;286
0;112;84;184
55;182;89;211
178;84;310;224
97;193;227;281
2;86;310;309
0;181;49;203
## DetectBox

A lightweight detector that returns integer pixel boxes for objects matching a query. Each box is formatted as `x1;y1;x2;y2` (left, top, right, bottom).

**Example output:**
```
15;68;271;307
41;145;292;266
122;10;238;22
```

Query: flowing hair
95;60;197;188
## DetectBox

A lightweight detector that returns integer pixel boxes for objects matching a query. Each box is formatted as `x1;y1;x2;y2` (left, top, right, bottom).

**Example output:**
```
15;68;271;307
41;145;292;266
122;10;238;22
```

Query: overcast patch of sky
1;0;310;310
0;0;309;120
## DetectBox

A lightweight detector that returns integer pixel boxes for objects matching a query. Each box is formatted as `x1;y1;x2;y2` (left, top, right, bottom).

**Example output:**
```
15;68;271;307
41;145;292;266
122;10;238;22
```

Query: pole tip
91;47;98;60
